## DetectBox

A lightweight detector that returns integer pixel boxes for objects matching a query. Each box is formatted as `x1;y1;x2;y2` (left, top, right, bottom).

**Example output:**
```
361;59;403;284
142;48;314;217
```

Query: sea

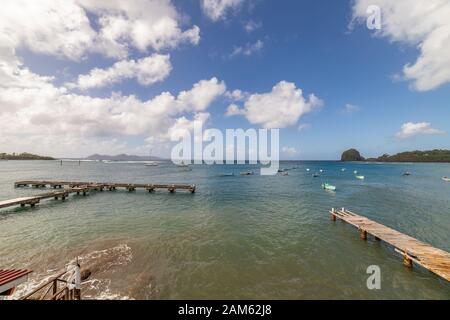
0;160;449;299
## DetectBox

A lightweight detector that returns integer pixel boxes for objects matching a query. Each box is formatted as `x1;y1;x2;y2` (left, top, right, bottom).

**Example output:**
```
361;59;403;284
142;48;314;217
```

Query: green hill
341;149;450;163
0;152;55;160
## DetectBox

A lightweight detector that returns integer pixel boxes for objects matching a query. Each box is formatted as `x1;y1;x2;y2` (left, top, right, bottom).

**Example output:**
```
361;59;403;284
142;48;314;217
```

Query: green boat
322;183;336;191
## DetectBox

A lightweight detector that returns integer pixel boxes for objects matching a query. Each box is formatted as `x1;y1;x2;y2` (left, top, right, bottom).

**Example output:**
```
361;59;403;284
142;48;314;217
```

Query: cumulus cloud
244;20;262;33
225;104;245;116
201;0;244;21
0;51;226;156
69;54;172;90
229;81;323;129
396;122;445;139
340;103;360;114
352;0;450;91
230;40;264;58
176;77;226;112
0;0;200;61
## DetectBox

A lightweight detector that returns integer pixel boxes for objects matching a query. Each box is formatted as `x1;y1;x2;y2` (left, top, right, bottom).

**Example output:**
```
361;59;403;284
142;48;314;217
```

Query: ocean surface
0;160;449;299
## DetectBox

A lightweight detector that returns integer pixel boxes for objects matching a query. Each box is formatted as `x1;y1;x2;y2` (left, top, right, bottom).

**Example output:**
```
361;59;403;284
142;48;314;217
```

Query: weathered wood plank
330;208;450;282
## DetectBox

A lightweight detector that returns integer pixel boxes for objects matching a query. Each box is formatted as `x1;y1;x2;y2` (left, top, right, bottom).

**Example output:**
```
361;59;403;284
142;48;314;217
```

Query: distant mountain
341;149;450;163
85;153;164;161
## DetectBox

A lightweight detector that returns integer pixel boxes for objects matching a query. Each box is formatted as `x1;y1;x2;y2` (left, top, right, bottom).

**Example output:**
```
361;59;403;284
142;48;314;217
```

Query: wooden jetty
15;180;196;193
330;208;450;282
0;188;90;210
0;180;196;211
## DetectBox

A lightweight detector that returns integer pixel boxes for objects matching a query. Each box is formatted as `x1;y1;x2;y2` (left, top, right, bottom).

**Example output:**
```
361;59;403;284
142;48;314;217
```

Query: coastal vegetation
342;149;450;163
0;152;54;160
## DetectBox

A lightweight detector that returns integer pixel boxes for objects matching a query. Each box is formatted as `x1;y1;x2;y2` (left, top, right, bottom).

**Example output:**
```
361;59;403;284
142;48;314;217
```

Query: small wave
83;278;133;300
9;244;133;300
68;244;132;274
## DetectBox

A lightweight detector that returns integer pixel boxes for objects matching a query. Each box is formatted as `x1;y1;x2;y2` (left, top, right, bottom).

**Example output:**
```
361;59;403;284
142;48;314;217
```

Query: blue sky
1;0;449;159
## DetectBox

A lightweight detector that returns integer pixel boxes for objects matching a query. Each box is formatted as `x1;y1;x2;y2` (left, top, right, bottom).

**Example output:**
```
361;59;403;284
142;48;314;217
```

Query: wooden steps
330;208;450;282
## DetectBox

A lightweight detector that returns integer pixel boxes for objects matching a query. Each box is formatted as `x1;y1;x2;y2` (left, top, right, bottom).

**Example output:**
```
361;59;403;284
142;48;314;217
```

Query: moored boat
356;175;365;180
442;176;450;182
322;183;336;191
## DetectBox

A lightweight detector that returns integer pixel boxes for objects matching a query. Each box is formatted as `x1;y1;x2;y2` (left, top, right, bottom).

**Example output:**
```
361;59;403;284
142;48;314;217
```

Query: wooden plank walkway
0;180;196;210
15;180;196;193
330;208;450;282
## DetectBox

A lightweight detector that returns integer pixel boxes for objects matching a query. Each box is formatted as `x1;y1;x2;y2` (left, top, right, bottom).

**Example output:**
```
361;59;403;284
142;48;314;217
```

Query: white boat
145;149;159;166
356;175;365;180
354;170;358;174
341;168;346;172
306;168;310;172
319;169;323;173
322;183;336;191
145;162;158;167
442;176;450;182
177;161;189;168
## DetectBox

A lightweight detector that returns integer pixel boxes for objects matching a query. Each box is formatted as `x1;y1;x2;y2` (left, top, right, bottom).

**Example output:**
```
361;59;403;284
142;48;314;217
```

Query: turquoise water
0;160;449;299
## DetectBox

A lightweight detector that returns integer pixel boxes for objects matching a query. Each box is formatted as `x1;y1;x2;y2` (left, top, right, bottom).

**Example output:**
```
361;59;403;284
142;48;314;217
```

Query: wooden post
403;254;413;268
52;280;57;297
74;288;81;300
359;228;367;240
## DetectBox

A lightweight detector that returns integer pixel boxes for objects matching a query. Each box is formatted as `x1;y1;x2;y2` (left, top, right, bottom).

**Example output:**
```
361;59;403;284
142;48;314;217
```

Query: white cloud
341;103;360;114
282;147;299;157
230;81;323;129
396;122;445;139
244;20;262;33
0;51;226;156
176;77;226;112
0;0;200;61
201;0;244;21
297;123;311;132
225;89;248;101
352;0;450;91
225;104;245;116
69;54;172;90
230;40;264;58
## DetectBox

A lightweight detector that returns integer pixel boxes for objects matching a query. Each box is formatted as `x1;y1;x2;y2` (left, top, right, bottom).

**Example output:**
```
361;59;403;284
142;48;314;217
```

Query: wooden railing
20;265;81;300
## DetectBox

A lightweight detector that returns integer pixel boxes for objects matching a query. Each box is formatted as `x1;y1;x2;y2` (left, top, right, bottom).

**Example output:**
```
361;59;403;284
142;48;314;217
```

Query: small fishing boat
306;168;310;172
442;176;450;182
280;171;289;176
403;171;411;176
354;170;358;174
145;162;159;167
341;168;346;172
278;169;286;173
319;169;323;173
313;173;320;177
356;175;365;180
322;183;336;191
240;171;254;176
219;173;234;177
177;161;189;168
